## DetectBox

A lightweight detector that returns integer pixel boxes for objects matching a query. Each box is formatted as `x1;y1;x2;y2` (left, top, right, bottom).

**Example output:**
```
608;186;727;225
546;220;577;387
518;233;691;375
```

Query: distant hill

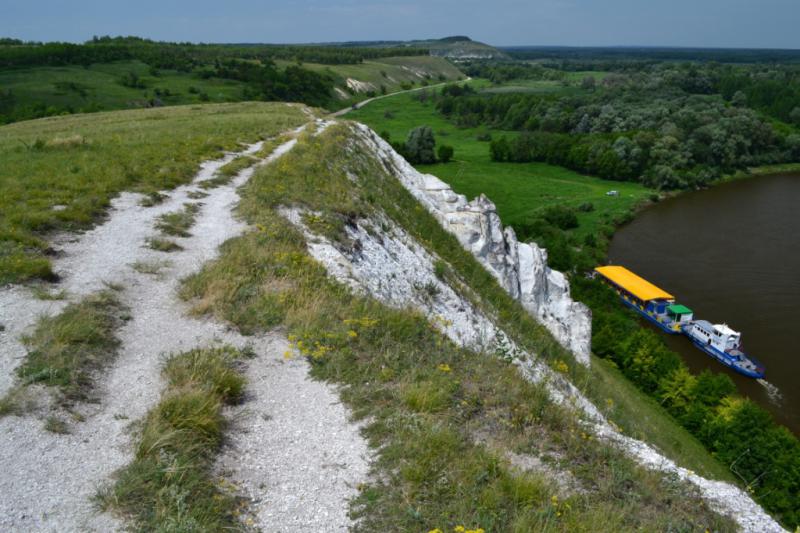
322;36;509;61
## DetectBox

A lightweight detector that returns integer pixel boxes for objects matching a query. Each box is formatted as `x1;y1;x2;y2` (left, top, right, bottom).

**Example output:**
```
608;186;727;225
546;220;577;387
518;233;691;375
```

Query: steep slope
182;120;780;531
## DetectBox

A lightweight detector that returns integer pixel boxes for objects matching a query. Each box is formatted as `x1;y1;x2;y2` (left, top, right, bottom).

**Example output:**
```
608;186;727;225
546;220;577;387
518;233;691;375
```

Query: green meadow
348;88;651;242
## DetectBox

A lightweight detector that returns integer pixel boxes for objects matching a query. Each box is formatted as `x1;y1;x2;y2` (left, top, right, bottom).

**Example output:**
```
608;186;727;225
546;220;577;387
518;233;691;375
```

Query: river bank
604;169;800;435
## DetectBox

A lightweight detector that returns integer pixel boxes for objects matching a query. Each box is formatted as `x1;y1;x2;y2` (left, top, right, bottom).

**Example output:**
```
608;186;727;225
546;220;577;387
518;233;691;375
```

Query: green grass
13;289;127;404
145;237;183;252
179;124;736;531
0;60;248;114
99;346;250;531
155;203;200;237
0;101;307;284
348;89;651;241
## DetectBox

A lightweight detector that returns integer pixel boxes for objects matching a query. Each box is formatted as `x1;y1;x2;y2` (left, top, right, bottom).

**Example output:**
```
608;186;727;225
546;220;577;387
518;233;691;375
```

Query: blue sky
3;0;799;49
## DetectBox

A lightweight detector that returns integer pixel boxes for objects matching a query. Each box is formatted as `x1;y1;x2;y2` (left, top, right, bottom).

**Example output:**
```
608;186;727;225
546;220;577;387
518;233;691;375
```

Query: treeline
435;78;799;189
574;276;800;528
0;36;430;70
503;46;800;64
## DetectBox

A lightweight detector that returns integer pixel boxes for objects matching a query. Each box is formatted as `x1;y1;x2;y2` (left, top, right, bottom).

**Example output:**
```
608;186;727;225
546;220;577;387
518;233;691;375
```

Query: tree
731;90;747;107
405;126;436;164
581;76;596;91
437;144;454;163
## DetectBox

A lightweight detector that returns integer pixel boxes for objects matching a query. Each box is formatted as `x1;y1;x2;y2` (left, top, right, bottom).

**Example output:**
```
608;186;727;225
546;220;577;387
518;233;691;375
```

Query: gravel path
217;335;371;532
0;123;369;532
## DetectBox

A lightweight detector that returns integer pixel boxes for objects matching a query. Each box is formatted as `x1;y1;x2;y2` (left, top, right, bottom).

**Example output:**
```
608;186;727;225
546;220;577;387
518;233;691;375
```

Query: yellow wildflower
437;363;452;373
555;360;569;373
551;495;559;506
454;527;466;533
347;330;358;338
428;529;443;533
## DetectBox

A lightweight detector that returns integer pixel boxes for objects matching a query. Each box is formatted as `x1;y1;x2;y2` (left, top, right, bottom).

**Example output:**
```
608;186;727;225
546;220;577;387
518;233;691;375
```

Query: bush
437;144;454;163
542;206;579;230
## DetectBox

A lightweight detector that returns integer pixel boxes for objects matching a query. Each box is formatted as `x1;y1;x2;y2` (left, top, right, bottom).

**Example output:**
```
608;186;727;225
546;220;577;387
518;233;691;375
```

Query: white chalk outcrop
277;122;783;532
352;123;592;365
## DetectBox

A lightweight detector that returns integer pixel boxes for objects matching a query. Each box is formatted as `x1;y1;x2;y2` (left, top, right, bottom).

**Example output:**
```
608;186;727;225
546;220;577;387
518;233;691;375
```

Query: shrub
437;144;454;163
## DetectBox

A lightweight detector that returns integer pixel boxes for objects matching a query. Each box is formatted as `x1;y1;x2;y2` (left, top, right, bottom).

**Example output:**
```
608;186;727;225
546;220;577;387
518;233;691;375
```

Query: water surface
609;173;800;435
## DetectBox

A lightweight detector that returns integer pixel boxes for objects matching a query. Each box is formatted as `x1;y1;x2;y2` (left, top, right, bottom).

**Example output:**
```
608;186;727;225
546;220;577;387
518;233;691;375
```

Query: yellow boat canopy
595;265;674;302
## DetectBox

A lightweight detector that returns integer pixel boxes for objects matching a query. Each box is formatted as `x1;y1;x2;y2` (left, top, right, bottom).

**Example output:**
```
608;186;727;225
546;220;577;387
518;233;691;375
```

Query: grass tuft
131;259;171;275
16;289;127;403
139;191;168;207
145;237;183;252
155;203;200;237
44;415;70;434
31;286;68;300
99;346;247;531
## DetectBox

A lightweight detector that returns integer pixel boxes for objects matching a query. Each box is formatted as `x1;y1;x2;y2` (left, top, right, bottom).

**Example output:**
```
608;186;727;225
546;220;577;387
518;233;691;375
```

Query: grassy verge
155;203;200;237
179;124;735;531
0;101;307;284
99;346;250;531
9;289;127;407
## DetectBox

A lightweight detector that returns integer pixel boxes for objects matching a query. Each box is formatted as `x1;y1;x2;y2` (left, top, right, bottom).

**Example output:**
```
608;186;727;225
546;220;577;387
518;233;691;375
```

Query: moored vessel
594;265;765;379
682;320;765;378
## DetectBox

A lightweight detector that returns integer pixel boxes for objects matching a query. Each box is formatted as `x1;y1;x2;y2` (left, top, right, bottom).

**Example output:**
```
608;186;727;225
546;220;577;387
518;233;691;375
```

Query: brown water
609;173;800;435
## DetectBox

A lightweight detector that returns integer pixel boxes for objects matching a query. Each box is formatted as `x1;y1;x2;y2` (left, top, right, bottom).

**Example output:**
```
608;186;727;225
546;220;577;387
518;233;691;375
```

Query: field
348;87;651;241
480;70;610;95
0;60;248;114
0;101;308;283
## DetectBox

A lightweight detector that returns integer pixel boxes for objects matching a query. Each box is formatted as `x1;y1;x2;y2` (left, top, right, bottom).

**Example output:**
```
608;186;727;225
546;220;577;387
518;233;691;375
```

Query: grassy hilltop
0;102;307;283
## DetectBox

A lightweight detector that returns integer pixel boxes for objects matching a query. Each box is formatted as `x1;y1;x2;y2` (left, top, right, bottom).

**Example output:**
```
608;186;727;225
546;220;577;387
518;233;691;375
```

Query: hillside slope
184;120;780;531
0;106;783;531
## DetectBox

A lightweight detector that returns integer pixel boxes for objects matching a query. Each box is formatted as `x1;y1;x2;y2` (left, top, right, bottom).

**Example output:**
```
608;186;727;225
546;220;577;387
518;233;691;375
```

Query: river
608;173;800;435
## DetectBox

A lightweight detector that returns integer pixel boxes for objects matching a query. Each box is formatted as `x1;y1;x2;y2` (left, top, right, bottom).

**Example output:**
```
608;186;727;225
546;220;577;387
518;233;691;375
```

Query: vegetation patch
0;102;307;284
179;124;735;531
98;346;250;531
130;259;171;275
14;289;127;405
145;237;183;252
155;203;200;237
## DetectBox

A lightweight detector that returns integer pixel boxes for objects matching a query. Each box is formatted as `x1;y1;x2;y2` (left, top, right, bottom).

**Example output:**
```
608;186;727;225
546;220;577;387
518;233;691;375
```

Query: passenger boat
682;321;765;378
594;265;766;379
594;265;693;334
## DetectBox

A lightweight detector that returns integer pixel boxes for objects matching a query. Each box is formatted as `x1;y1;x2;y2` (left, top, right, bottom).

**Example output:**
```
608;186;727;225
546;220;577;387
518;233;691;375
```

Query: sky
2;0;799;49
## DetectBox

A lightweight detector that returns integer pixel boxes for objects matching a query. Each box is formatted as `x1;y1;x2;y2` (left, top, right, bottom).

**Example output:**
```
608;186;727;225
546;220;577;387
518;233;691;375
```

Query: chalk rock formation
354;123;592;365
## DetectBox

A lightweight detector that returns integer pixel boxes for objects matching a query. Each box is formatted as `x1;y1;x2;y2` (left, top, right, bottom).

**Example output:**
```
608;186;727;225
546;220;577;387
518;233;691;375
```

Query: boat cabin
687;320;741;352
667;304;693;324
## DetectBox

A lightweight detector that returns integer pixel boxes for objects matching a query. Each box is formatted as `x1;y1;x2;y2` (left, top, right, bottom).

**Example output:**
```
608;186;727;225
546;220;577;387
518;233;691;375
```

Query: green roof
667;304;693;315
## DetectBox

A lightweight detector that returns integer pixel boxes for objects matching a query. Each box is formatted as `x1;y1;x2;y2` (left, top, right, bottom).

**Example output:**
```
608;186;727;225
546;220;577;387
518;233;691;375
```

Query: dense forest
437;63;800;189
0;36;429;69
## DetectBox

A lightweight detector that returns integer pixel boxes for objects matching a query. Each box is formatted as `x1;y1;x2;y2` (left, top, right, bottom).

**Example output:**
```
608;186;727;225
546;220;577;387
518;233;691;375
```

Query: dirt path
0;120;369;532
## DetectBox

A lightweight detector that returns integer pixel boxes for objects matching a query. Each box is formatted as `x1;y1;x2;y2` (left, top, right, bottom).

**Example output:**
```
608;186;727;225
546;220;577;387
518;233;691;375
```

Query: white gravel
217;335;371;532
0;121;369;532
